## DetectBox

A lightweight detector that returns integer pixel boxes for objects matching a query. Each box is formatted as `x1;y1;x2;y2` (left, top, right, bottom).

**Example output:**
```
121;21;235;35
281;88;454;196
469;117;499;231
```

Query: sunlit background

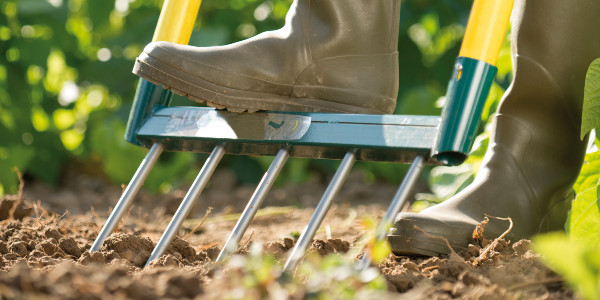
0;0;512;206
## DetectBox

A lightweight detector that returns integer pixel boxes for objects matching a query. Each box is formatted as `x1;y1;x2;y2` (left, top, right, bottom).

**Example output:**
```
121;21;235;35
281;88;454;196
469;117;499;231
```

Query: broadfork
89;0;514;271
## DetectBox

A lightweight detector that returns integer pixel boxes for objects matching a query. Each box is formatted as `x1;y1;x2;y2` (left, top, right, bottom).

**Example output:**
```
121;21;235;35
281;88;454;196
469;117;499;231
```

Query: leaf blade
581;58;600;140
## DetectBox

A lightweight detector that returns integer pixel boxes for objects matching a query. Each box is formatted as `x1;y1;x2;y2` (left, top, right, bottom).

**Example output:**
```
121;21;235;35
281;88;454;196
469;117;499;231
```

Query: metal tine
90;142;165;252
145;145;225;266
283;151;357;272
358;155;425;269
216;148;290;262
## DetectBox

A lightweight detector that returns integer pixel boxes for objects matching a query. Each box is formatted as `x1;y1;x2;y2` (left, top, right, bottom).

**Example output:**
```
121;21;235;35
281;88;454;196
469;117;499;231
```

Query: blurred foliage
0;0;507;195
220;242;389;299
535;151;600;300
534;59;600;300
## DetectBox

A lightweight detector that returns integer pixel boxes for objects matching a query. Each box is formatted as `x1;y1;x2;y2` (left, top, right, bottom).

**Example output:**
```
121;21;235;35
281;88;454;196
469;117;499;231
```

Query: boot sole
387;213;483;256
133;53;381;114
388;228;471;256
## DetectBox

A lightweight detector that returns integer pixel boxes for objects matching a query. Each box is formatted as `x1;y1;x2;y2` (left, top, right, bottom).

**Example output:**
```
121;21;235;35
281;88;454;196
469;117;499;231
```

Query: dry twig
183;206;213;240
90;206;102;226
199;242;219;251
8;167;25;220
236;231;255;253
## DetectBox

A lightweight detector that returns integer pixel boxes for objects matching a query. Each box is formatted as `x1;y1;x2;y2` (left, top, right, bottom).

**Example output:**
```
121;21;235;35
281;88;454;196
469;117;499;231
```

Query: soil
0;169;574;299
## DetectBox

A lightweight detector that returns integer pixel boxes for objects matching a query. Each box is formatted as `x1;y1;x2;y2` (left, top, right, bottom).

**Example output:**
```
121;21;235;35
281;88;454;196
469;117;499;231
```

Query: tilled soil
0;171;574;299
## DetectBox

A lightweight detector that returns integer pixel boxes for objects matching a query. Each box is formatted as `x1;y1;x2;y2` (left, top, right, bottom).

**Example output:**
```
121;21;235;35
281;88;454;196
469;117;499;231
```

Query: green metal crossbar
136;106;441;163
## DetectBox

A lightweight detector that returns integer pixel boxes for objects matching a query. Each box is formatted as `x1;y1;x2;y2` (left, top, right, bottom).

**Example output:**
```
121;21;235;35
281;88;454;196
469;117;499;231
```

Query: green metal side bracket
124;79;173;146
434;56;497;165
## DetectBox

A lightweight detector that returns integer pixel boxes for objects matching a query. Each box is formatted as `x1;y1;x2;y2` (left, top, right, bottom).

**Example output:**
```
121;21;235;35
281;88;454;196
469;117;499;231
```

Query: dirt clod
37;239;60;256
9;241;28;257
0;198;33;221
43;228;63;240
512;239;533;256
265;237;295;257
166;237;196;261
310;238;350;255
101;233;153;266
59;237;82;257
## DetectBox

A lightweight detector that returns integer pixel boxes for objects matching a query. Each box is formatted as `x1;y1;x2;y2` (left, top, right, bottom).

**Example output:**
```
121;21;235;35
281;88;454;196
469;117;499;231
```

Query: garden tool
389;0;600;256
89;0;512;270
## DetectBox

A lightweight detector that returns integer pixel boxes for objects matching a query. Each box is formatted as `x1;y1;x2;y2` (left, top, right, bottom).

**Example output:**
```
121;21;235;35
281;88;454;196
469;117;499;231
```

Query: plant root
473;215;513;266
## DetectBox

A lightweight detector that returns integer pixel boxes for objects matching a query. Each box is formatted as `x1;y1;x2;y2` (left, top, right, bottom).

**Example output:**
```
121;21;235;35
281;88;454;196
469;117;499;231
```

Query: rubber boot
133;0;400;114
389;0;600;256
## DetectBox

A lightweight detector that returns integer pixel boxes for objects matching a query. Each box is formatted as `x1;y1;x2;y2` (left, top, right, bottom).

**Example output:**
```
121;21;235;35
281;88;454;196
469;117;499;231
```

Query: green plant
219;242;388;300
534;58;600;300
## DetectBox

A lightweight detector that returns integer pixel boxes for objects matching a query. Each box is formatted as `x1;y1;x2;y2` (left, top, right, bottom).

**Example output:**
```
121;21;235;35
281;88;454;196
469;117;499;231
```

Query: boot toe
388;212;479;256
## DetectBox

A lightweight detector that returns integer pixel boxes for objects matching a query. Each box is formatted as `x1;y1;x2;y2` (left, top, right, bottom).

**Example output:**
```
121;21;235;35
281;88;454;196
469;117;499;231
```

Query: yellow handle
152;0;202;44
459;0;514;66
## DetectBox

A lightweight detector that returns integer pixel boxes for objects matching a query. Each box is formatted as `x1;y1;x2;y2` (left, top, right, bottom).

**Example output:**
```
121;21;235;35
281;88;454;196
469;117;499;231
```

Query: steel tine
283;151;356;272
358;155;425;269
90;143;164;252
216;148;290;262
145;145;225;266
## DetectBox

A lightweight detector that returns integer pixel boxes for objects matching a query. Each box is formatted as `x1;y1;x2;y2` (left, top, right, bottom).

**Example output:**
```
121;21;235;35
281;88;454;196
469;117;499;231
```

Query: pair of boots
134;0;600;255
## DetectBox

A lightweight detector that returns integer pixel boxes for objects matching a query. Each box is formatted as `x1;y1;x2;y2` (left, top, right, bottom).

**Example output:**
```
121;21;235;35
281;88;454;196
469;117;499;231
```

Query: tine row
91;144;424;273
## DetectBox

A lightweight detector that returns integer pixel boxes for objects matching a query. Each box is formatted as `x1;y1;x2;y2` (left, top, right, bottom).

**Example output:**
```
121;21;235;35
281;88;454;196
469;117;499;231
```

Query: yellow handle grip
459;0;514;66
152;0;202;44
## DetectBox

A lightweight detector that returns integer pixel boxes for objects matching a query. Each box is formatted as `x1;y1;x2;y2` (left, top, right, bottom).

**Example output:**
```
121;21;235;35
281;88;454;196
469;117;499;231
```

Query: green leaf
370;240;391;264
581;58;600;140
570;185;600;248
573;152;600;194
534;232;600;300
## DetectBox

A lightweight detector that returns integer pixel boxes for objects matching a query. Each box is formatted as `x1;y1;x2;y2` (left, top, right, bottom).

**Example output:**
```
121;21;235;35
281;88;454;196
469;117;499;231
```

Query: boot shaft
295;0;401;58
485;0;600;206
504;0;600;121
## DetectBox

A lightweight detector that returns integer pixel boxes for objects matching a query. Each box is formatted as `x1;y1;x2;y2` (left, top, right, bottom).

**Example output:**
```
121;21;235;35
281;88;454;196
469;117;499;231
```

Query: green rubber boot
133;0;400;114
389;0;600;256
